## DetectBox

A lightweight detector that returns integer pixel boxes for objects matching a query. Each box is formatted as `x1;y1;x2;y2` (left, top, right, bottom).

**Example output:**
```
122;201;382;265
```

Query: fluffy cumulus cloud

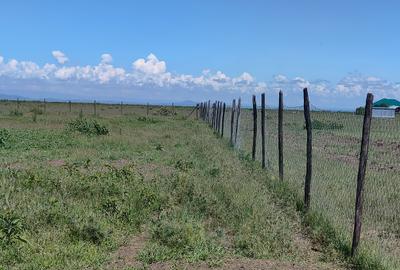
0;52;267;92
52;50;69;64
1;51;400;108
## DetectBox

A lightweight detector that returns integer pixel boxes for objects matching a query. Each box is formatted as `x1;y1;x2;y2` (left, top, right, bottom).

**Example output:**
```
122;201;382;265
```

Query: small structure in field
372;98;400;118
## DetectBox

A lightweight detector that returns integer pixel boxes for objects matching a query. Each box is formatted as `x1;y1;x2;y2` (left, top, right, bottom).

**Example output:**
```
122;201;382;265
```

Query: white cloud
133;53;166;75
100;54;113;64
52;50;69;64
2;52;399;106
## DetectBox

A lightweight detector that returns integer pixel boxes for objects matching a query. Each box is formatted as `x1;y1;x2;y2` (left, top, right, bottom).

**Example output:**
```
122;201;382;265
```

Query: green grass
0;101;343;269
226;108;399;269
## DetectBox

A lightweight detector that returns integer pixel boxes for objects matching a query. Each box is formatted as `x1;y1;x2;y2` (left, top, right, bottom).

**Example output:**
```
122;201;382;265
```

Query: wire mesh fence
201;92;400;269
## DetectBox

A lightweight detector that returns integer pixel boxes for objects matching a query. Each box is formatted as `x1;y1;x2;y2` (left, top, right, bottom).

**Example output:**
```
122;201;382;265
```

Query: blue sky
1;0;400;109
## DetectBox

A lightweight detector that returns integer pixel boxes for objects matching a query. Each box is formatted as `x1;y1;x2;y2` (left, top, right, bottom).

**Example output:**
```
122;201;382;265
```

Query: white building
372;107;396;118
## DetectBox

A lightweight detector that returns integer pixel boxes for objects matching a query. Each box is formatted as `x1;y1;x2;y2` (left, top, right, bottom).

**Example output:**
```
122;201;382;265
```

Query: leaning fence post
234;98;241;145
278;91;284;181
303;88;312;211
351;93;373;257
221;103;226;138
230;99;236;145
252;95;257;161
261;93;266;168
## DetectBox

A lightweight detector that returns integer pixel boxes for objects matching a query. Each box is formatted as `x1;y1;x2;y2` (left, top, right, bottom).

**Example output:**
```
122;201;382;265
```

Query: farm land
0;100;399;269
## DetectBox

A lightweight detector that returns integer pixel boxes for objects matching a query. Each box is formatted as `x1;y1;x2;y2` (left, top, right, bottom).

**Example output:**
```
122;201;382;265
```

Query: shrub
9;109;22;117
0;129;10;148
355;107;365;115
307;120;343;130
67;118;109;136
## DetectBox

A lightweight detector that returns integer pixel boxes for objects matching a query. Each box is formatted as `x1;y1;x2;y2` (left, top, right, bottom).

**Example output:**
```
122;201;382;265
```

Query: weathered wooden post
210;102;215;129
303;88;312;211
234;98;241;145
278;91;284;181
69;101;72;113
351;93;373;257
216;102;220;132
261;93;266;168
252;95;257;161
207;100;210;123
221;103;226;138
230;99;236;145
217;101;222;134
94;100;97;116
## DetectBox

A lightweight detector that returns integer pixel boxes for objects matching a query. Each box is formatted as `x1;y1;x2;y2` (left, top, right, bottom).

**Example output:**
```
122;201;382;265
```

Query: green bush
9;109;23;117
67;118;109;136
308;120;343;130
355;107;365;115
0;129;10;148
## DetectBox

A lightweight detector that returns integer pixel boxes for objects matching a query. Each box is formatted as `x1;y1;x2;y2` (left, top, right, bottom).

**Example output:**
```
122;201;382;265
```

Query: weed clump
308;120;343;130
67;118;109;136
68;217;105;245
155;107;176;116
0;129;10;148
0;211;26;245
9;109;23;117
138;116;159;123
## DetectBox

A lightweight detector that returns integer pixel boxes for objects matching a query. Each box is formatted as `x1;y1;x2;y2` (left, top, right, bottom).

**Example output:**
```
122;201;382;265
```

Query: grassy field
0;101;347;269
227;106;400;269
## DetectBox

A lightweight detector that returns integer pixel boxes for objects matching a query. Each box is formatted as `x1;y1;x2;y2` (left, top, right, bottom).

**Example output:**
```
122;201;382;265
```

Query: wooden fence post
351;93;374;257
221;103;226;138
234;98;241;145
252;95;257;161
147;103;149;116
207;100;210;123
43;98;47;114
69;101;72;113
261;93;266;168
230;99;236;145
303;88;312;211
278;91;284;181
94;100;97;116
210;102;215;129
120;102;123;115
217;101;222;135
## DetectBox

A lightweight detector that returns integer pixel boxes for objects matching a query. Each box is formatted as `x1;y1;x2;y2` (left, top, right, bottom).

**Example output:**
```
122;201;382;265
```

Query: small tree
355;106;365;115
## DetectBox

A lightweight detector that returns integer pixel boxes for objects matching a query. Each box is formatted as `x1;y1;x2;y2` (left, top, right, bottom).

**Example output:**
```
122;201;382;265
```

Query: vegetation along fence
197;89;400;269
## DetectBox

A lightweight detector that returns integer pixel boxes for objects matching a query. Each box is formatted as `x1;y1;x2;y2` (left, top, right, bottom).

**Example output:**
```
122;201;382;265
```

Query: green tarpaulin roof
373;98;400;107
